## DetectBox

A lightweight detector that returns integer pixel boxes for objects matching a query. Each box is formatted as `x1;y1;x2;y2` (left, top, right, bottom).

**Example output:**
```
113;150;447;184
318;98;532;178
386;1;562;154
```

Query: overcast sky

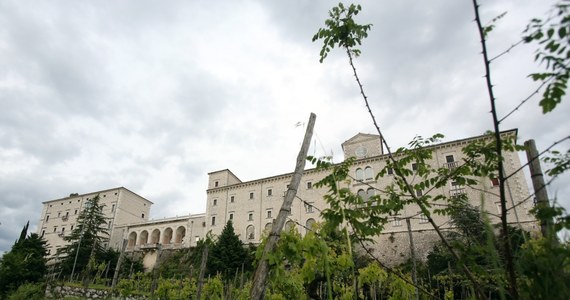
1;0;568;254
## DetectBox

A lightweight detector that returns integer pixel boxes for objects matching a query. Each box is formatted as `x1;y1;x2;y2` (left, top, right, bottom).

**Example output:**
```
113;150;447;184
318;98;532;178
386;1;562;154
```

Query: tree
57;194;109;283
207;220;253;280
0;221;48;298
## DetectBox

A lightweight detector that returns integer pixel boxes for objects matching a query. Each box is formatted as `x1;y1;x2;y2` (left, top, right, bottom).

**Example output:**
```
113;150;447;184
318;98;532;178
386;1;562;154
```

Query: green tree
0;222;48;299
207;220;253;280
57;194;109;284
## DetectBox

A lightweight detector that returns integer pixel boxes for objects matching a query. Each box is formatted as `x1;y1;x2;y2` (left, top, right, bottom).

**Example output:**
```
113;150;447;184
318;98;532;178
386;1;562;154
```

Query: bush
7;282;45;300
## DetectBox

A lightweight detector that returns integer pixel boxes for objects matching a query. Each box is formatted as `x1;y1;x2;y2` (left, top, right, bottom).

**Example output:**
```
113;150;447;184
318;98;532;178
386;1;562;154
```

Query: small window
74;209;78;215
58;212;61;217
357;189;366;201
366;188;375;201
248;213;253;221
249;192;254;199
111;204;115;212
46;215;50;222
114;192;118;195
230;196;235;203
141;213;145;218
65;211;69;217
103;194;106;197
50;204;52;207
61;203;63;205
211;216;216;226
387;167;394;175
393;217;402;227
195;236;200;242
446;155;455;163
215;181;219;187
267;189;272;196
61;227;65;233
267;210;272;219
108;221;112;229
412;163;418;171
307;181;312;189
229;213;234;220
77;200;80;202
491;178;499;187
305;203;314;213
213;199;218;206
416;189;423;197
71;225;74;230
53;227;57;233
41;230;45;237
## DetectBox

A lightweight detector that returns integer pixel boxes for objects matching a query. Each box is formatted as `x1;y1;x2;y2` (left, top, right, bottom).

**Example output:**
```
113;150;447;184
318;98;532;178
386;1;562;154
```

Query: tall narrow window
267;189;272;196
213;199;217;206
412;163;418;171
229;213;234;220
267;210;272;219
248;213;253;221
211;216;216;226
46;215;49;222
355;168;364;181
111;204;115;212
230;196;235;203
307;181;312;189
249;192;254;199
364;166;373;180
215;181;219;187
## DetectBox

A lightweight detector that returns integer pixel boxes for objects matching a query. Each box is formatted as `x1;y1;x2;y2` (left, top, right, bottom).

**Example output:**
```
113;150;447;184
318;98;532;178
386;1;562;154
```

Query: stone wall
46;285;149;300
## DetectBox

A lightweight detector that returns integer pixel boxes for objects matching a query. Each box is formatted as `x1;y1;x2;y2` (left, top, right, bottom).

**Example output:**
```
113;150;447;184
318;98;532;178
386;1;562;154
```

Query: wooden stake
112;239;128;289
250;112;316;299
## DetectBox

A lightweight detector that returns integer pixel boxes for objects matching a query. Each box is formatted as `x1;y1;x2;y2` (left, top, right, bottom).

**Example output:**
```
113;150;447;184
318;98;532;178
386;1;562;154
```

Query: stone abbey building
37;130;537;268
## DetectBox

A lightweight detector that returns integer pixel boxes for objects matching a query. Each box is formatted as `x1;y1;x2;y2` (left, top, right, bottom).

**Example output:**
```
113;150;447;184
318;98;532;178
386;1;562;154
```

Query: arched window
364;166;373;180
285;220;295;231
175;226;186;244
264;222;273;235
366;188;375;201
246;225;255;240
139;230;149;245
128;232;137;248
151;229;160;244
355;168;364;181
162;227;173;244
357;189;366;201
305;218;316;234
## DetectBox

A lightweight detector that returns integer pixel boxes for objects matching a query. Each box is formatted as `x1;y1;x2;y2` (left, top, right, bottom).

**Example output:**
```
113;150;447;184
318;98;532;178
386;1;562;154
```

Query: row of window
355;155;458;181
211;203;315;226
212;182;314;206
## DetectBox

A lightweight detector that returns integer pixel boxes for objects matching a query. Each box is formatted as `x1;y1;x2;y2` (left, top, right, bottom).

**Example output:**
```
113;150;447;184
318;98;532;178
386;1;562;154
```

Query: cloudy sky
1;0;568;254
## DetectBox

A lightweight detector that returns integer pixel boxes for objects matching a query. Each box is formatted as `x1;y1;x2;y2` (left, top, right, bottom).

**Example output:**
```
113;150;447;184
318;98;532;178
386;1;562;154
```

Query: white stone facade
204;130;537;263
37;130;537;266
37;187;153;258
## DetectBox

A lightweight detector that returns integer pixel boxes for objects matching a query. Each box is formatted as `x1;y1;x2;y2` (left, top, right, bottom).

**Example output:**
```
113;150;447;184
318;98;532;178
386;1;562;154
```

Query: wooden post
196;244;209;300
406;218;419;300
524;139;552;238
112;239;128;289
250;112;316;299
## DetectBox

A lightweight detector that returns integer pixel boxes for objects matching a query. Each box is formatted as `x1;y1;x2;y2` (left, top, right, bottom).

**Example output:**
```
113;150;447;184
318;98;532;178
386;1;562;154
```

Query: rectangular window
248;213;253;221
387;167;394;175
211;216;216;226
267;189;272;196
108;221;112;229
111;204;115;212
392;216;402;227
491;178;500;187
58;212;61;217
71;225;74;230
419;212;428;223
446;155;455;163
230;196;235;203
412;163;418;171
46;215;50;222
75;209;78;214
229;213;234;220
61;227;65;233
416;189;423;197
249;192;254;199
213;199;218;206
305;203;314;213
53;227;57;233
215;181;219;187
267;210;272;219
307;182;312;189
